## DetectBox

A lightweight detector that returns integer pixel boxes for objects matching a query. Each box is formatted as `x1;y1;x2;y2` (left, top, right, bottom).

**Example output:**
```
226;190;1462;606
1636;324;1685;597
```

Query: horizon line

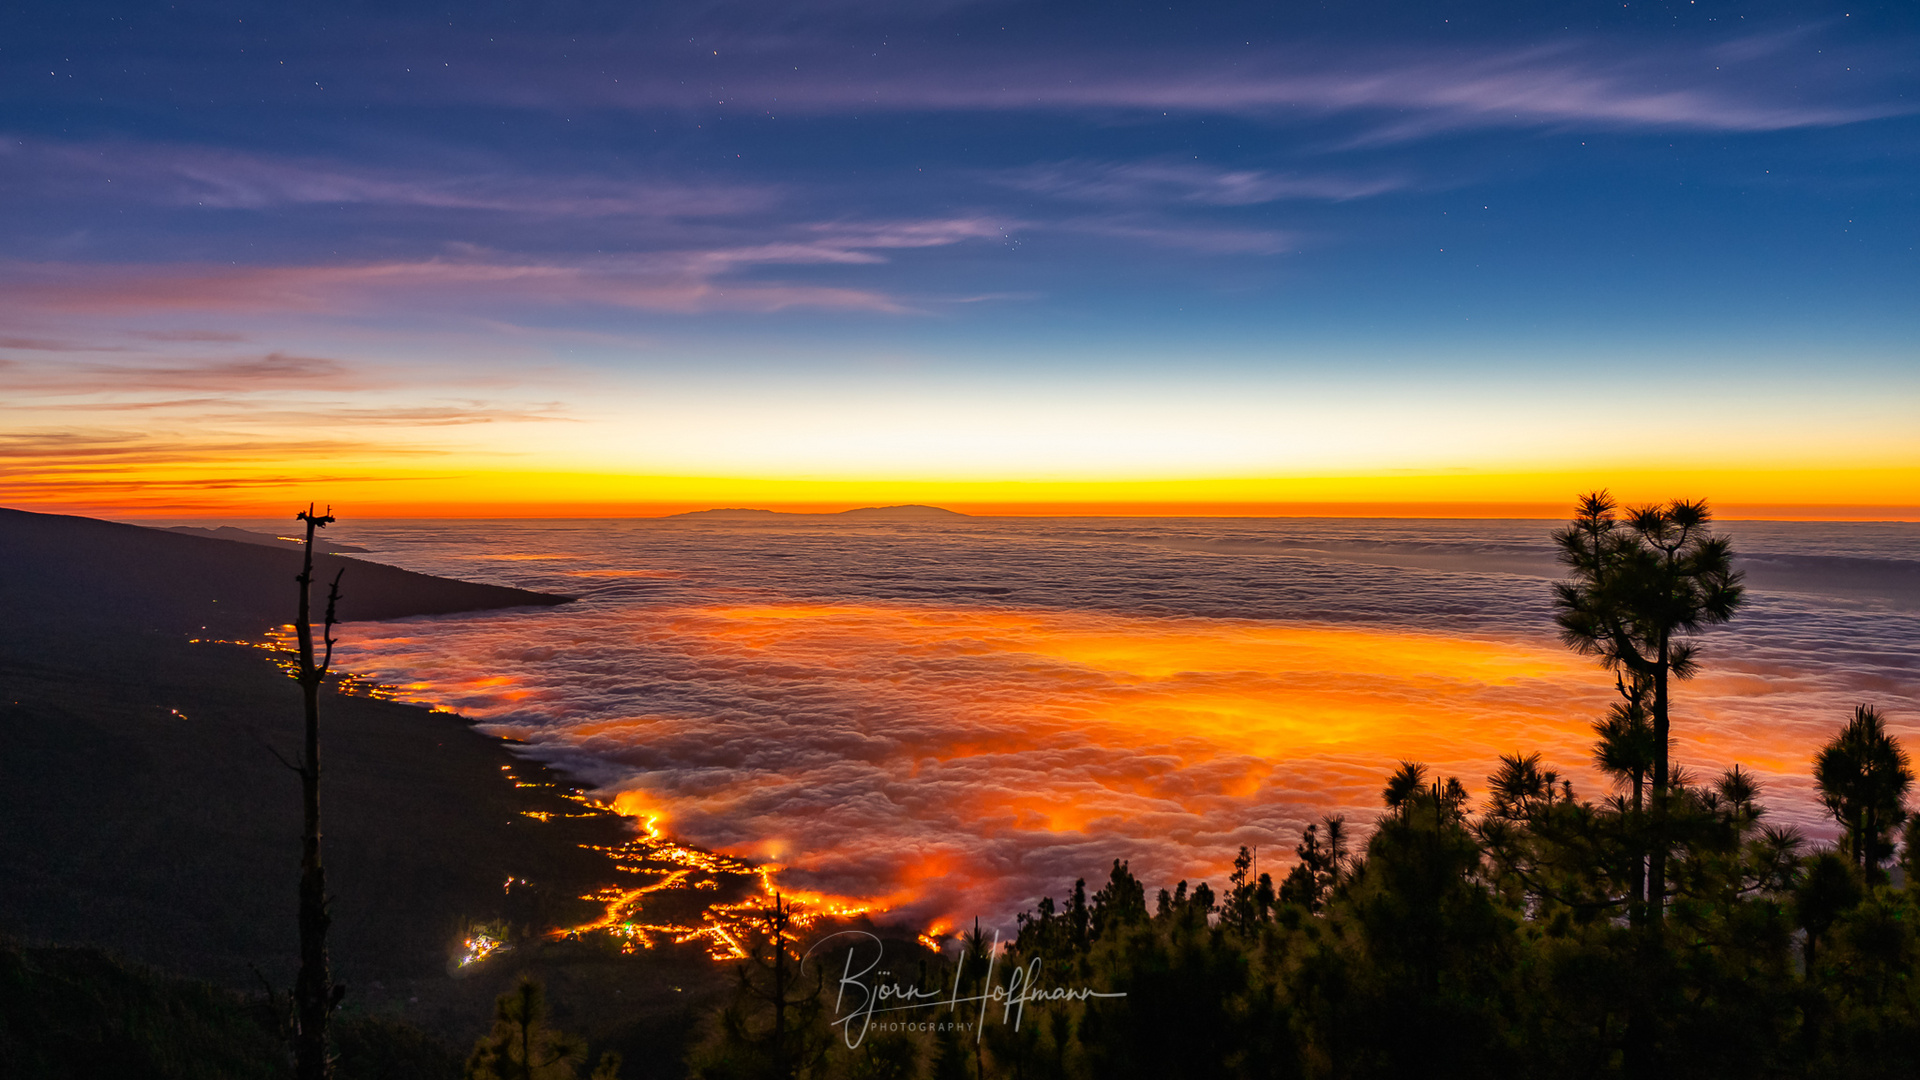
27;501;1919;524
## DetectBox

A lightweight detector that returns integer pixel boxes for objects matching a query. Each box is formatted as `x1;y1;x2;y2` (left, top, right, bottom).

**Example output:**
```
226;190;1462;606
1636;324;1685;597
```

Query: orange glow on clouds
338;599;1858;928
682;602;1611;783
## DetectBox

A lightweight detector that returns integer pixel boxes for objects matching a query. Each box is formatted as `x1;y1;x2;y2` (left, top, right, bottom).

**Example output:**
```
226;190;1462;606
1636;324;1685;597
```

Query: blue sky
2;1;1915;513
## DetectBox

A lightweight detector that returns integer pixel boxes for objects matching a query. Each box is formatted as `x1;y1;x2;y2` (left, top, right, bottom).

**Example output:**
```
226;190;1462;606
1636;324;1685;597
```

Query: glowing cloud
333;561;1917;932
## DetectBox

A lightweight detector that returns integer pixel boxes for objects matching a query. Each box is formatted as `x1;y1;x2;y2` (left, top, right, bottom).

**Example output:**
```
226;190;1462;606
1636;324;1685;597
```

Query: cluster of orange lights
557;832;878;960
211;626;413;703
203;628;887;963
236;625;473;710
457;933;505;968
495;774;882;962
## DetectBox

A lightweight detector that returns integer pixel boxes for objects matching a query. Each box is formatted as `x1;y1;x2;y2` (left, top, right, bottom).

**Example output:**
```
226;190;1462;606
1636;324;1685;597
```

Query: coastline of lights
203;631;904;964
548;800;879;961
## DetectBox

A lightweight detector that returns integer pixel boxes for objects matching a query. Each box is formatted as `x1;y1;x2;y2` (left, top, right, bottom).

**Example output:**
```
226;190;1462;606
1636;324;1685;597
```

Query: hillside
0;507;569;638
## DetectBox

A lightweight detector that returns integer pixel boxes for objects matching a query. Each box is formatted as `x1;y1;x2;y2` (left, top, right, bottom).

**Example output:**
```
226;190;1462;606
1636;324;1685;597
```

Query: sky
2;0;1916;517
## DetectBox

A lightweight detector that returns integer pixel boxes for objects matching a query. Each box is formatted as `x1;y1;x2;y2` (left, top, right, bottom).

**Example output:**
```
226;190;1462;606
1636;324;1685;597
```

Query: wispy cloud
798;218;1014;248
0;336;127;353
47;23;1876;140
1003;160;1407;206
130;329;249;343
1058;218;1296;255
12;397;571;426
22;397;244;412
18;141;782;219
0;429;438;467
109;354;357;389
30;2;1901;140
0;217;1013;318
278;403;575;426
2;257;907;317
680;218;1014;273
1;353;364;393
472;35;1911;139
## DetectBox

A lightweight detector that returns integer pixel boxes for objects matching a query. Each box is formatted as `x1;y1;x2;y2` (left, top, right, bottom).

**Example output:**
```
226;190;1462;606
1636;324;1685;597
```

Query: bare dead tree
768;895;793;1080
290;503;345;1080
713;893;825;1080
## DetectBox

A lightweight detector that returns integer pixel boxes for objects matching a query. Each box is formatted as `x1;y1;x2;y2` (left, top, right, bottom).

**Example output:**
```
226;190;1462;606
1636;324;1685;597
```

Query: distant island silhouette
669;504;970;521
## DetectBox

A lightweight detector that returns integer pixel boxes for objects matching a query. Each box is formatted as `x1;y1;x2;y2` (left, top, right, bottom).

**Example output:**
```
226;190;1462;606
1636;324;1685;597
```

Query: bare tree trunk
1630;766;1647;928
1649;642;1670;928
1629;641;1672;1079
770;895;789;1080
292;505;342;1080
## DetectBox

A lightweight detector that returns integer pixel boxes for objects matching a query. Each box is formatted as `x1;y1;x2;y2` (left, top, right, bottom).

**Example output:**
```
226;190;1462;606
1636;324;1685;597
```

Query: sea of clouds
314;516;1920;933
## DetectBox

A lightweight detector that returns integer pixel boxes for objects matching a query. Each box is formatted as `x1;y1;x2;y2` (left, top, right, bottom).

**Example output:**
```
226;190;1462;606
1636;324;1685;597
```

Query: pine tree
1814;705;1914;878
688;894;825;1080
465;978;615;1080
1552;491;1743;923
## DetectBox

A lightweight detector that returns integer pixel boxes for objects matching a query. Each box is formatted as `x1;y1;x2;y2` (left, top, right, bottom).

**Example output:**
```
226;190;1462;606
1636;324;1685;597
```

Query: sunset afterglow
7;4;1920;1070
4;6;1916;519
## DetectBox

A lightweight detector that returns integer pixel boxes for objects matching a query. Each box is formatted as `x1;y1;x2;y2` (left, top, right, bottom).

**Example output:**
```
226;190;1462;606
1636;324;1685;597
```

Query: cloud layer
325;516;1920;935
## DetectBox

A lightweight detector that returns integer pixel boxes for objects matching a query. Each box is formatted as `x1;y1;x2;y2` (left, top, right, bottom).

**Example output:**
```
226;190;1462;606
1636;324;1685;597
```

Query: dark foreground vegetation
689;711;1920;1080
0;938;460;1080
4;498;1915;1078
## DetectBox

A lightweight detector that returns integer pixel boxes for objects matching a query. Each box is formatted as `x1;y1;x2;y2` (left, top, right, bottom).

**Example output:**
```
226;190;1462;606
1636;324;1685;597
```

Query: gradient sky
3;0;1916;515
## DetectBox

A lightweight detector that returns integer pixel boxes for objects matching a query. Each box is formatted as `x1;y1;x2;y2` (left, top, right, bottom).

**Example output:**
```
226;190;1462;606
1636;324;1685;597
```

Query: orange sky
6;464;1918;520
4;322;1915;521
